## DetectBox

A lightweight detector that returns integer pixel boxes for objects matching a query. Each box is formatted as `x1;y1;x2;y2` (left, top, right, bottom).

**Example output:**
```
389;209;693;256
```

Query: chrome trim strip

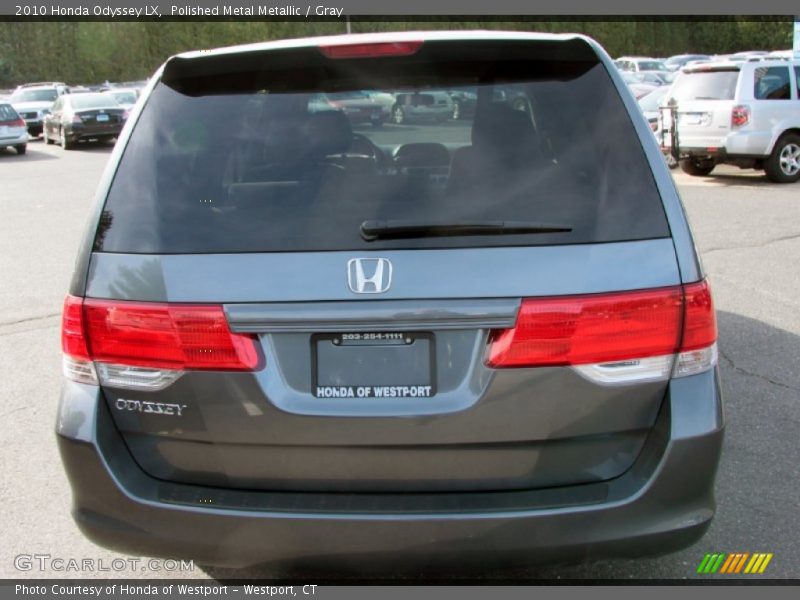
225;298;520;332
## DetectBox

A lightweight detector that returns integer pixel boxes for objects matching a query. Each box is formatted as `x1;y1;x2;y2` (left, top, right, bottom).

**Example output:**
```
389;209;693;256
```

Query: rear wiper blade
360;219;572;241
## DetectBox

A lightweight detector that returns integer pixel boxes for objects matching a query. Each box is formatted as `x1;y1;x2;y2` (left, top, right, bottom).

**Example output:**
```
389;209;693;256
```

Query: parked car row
619;50;794;74
1;80;146;152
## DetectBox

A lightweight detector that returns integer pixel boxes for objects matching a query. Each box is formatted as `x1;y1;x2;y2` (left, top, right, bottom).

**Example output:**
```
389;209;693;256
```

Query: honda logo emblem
347;258;392;294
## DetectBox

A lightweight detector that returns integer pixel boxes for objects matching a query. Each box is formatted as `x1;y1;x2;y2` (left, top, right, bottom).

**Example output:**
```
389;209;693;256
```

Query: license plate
96;114;110;122
312;332;435;399
680;113;705;125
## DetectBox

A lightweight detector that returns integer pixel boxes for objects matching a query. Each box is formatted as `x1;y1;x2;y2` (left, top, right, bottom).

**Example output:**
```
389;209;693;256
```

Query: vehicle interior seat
446;103;543;196
392;142;451;170
393;142;451;190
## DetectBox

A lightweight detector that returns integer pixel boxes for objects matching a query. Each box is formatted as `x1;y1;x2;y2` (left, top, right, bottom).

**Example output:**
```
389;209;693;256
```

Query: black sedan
43;93;126;149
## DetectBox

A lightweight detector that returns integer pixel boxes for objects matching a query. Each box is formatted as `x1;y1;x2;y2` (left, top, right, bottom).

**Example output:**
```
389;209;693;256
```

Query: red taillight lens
62;295;90;360
681;280;717;351
486;287;684;368
486;282;717;369
61;296;260;371
731;105;750;127
319;41;423;59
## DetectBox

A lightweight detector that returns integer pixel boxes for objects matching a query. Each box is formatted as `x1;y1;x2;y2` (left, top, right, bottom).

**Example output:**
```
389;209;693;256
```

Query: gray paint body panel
86;238;680;303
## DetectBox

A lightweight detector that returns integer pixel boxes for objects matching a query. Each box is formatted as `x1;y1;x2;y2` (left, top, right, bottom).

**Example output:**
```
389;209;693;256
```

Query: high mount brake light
486;281;717;382
318;41;423;59
61;296;261;390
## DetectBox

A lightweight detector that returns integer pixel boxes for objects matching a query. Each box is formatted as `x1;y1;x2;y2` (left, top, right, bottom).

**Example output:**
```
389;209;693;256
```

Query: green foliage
0;18;793;87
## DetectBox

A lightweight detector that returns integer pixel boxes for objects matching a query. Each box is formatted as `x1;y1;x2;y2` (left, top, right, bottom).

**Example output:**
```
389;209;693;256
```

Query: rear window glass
10;89;57;103
109;91;137;104
0;104;19;121
96;41;669;254
671;70;739;101
754;66;791;100
70;94;119;109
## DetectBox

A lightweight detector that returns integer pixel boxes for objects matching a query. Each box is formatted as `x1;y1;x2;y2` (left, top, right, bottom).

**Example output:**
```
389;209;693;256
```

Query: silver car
0;103;28;154
57;31;723;572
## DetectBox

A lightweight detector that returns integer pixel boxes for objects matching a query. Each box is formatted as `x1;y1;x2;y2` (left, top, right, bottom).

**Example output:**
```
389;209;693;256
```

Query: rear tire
680;158;715;177
60;127;74;150
14;144;26;155
43;127;53;145
763;134;800;183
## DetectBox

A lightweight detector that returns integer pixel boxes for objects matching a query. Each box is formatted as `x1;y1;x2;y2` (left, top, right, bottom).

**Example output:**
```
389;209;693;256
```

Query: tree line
0;18;794;87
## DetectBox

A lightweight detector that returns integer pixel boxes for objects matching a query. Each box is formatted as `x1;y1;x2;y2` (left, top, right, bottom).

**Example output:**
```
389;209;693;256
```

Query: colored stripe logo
697;553;773;574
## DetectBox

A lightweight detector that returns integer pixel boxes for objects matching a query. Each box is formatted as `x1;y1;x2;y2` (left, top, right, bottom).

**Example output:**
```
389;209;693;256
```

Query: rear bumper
0;131;28;147
56;370;724;570
665;131;772;161
65;123;123;141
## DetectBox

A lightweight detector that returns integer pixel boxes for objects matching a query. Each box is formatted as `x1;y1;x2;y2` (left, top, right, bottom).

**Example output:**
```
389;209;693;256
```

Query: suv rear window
671;69;739;102
10;89;58;103
96;40;669;254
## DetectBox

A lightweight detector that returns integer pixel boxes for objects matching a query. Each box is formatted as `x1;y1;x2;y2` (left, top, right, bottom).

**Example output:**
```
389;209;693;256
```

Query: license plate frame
96;113;110;122
311;331;436;399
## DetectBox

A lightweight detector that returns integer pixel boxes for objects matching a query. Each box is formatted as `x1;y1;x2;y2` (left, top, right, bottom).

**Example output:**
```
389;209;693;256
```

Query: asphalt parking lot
0;137;798;581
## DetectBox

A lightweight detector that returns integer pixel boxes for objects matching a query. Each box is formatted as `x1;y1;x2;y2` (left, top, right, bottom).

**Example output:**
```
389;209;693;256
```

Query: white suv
661;59;800;183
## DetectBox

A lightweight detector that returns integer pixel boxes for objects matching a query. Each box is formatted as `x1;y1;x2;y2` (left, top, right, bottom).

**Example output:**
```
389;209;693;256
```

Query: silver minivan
57;31;723;572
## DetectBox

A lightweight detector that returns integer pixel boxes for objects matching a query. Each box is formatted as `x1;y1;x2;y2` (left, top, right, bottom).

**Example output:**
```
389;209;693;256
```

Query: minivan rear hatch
83;35;681;494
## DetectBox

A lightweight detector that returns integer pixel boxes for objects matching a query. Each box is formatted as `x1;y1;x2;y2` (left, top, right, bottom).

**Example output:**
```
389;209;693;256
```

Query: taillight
731;105;750;128
486;281;717;383
12;118;25;127
674;280;718;377
61;296;96;385
71;114;82;123
319;41;423;59
61;296;261;390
